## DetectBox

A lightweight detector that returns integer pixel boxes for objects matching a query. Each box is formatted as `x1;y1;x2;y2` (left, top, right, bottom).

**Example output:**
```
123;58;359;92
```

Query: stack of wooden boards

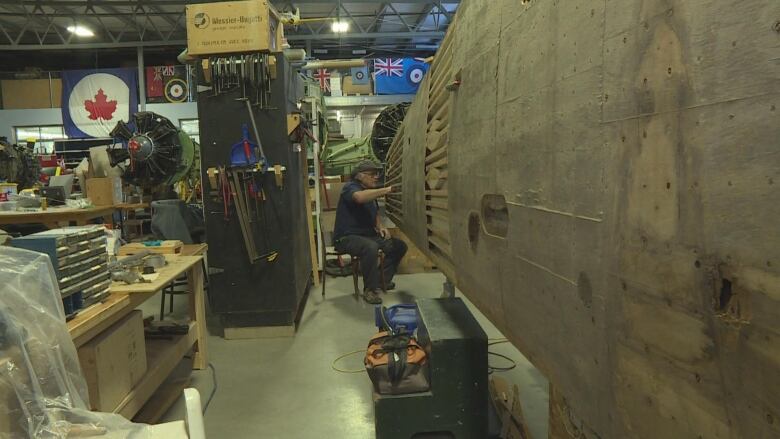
118;240;184;256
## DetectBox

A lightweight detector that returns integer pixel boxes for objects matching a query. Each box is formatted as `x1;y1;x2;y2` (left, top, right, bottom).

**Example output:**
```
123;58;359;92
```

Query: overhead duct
300;59;366;71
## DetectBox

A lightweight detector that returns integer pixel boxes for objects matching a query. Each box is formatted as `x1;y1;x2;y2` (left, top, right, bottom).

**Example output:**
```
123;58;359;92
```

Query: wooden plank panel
386;0;780;438
425;144;448;165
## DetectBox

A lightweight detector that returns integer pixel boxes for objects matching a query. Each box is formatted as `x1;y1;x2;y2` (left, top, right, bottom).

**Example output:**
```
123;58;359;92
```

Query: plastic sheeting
0;247;151;438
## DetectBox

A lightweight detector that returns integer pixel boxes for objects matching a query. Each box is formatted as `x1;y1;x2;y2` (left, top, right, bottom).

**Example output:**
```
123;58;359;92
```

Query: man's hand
380;186;392;196
378;226;391;240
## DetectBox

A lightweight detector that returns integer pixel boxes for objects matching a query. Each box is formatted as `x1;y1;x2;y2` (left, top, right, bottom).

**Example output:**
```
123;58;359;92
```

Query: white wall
327;109;381;139
146;102;199;125
0;102;199;142
0;108;62;142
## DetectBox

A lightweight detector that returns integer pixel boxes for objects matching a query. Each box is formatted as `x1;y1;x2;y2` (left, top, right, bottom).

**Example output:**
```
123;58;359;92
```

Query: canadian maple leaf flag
62;69;138;138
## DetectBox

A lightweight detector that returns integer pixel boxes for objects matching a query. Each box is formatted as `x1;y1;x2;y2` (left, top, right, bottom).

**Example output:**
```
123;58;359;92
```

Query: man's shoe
384;282;396;291
363;289;383;304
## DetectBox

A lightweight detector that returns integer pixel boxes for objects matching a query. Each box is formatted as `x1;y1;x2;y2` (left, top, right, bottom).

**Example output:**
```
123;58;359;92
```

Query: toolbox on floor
373;298;488;439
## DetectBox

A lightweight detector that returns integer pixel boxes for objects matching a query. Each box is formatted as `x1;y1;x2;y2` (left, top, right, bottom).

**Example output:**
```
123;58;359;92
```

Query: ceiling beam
325;94;414;107
287;30;444;41
413;4;434;30
1;39;187;50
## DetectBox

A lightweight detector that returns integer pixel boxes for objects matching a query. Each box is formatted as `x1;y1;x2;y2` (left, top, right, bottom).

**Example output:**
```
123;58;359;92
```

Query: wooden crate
78;310;147;411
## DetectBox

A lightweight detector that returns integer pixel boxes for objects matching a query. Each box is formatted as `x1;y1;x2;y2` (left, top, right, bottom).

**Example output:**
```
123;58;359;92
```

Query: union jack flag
313;68;331;92
374;58;403;77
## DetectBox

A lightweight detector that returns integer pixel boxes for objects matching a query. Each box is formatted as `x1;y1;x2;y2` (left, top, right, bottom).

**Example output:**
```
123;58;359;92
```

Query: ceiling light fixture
67;25;94;37
331;21;349;33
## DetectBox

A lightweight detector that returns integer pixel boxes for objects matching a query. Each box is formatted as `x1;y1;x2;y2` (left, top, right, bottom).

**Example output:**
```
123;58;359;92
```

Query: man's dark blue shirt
333;180;378;241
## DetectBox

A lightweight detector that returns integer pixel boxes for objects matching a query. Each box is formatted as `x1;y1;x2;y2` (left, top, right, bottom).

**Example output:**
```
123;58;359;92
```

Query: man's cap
352;160;382;177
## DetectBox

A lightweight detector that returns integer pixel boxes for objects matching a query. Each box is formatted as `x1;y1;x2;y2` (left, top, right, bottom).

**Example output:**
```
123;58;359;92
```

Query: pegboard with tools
203;53;276;110
197;53;311;331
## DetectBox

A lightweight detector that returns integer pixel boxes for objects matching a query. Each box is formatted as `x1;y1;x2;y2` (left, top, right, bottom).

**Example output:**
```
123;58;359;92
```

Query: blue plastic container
375;304;419;334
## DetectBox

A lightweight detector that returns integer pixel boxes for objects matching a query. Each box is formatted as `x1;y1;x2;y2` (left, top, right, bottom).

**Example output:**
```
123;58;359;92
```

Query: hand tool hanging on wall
243;98;267;163
207;53;274;110
228;169;261;264
248;171;278;263
219;165;231;221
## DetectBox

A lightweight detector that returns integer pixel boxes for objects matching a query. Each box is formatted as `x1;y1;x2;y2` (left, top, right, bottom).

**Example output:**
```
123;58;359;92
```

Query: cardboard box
186;0;283;56
320;210;336;246
0;79;62;109
319;176;345;210
78;310;147;411
342;75;373;96
86;177;123;206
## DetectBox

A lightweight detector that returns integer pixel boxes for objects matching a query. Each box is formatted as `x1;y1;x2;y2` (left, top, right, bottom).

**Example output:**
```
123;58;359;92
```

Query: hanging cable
202;362;218;414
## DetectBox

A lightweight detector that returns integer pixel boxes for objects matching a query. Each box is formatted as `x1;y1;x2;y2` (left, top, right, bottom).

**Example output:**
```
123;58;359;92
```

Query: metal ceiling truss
281;1;455;56
0;2;186;49
0;1;458;54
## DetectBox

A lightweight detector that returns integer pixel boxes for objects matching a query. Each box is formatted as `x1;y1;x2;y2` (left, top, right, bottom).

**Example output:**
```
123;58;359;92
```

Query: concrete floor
138;271;549;439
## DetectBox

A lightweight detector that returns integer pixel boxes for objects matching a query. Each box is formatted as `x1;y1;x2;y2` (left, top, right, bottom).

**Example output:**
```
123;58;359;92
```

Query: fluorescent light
352;49;367;55
331;21;349;33
67;25;94;37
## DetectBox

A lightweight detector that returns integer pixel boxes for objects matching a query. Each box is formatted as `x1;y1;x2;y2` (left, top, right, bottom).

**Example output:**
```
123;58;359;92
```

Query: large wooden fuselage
385;1;780;437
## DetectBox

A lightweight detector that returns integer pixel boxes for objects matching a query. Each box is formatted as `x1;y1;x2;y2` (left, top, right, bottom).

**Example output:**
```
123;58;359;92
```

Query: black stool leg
379;252;387;292
352;257;360;298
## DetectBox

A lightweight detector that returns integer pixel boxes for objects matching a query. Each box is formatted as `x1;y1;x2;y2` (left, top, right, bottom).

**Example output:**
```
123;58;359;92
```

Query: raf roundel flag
374;58;429;95
62;68;138;138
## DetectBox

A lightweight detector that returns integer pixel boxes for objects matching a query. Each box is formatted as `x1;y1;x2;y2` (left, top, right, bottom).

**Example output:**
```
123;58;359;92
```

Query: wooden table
67;254;209;421
114;202;150;210
0;205;115;228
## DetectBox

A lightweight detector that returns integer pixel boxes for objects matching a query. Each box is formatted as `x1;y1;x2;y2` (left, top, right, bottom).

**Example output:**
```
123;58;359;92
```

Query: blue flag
62;68;138;138
374;58;429;95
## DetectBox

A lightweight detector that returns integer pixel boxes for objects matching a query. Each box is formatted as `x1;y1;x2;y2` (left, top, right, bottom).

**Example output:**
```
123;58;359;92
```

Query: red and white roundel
68;73;130;138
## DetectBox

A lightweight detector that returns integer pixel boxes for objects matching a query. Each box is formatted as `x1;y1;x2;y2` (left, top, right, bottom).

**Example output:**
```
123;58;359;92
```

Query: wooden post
187;262;209;370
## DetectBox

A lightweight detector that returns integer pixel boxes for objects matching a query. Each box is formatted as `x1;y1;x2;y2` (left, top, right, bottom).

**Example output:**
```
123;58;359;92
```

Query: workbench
0;205;115;229
67;251;209;422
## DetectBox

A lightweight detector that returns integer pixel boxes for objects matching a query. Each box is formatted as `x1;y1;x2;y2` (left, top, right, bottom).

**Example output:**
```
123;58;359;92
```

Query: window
179;119;200;144
14;125;67;154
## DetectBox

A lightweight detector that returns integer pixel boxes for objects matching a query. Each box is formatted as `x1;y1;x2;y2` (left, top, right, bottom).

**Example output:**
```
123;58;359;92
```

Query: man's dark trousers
335;235;408;291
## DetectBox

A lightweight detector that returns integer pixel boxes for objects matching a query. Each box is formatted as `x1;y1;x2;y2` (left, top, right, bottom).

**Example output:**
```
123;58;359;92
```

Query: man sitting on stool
333;160;408;304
